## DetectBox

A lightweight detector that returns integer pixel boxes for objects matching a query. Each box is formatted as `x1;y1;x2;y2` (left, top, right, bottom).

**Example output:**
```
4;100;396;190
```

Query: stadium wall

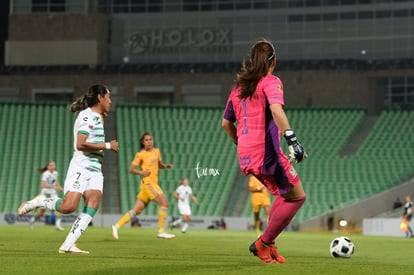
7;1;414;63
363;218;407;237
3;11;414;112
1;213;255;231
1;68;413;113
6;14;109;65
300;177;414;232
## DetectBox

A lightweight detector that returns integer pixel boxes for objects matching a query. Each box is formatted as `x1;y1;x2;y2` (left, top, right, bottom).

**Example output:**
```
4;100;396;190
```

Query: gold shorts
251;196;270;213
137;183;164;204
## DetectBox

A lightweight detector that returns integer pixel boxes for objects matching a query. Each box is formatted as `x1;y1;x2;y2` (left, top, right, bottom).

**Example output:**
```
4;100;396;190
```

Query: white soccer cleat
112;225;119;240
157;232;175;239
181;226;187;234
29;217;35;231
55;219;64;231
18;196;43;215
58;243;89;254
55;226;65;231
181;223;188;233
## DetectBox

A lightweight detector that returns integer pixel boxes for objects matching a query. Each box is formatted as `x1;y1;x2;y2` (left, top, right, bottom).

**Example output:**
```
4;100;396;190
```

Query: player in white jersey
172;178;197;233
29;161;64;231
18;84;119;254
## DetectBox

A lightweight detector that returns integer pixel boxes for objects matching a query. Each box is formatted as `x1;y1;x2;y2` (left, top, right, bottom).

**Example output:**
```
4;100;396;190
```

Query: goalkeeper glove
284;130;307;163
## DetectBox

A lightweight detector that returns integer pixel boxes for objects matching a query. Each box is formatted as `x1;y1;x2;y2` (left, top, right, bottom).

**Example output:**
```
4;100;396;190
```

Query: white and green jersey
40;170;59;198
72;107;105;172
176;185;193;206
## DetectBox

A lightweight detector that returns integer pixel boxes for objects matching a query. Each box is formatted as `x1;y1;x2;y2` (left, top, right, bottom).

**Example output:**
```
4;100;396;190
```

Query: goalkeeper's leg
253;175;306;262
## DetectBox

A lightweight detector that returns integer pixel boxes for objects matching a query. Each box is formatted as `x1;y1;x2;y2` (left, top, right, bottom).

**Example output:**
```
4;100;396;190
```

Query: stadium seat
2;103;413;224
241;108;413;221
115;105;238;217
0;103;74;212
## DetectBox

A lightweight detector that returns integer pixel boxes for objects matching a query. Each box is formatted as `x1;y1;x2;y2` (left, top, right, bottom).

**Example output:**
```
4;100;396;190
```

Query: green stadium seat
0;103;75;213
115;105;235;217
2;104;413;223
242;108;414;222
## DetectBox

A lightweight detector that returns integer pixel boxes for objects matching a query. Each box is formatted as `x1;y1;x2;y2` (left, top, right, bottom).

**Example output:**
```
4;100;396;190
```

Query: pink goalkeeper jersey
223;74;292;193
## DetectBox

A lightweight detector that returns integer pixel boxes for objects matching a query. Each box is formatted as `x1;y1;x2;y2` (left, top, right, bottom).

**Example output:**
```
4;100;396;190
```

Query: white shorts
64;162;103;195
40;190;59;199
178;203;192;216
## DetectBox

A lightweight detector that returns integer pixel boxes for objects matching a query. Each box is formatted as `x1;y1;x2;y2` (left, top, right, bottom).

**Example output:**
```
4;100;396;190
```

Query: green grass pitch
0;225;413;274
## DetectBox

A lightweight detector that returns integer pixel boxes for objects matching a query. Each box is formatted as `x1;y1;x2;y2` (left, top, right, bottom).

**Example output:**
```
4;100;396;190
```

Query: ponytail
69;85;109;114
36;165;47;174
69;95;88;113
37;161;54;174
236;39;276;100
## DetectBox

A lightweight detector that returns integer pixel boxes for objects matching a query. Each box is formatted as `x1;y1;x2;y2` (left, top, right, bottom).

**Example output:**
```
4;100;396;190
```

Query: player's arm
269;104;291;134
402;208;407;219
129;163;150;176
40;180;51;189
270;104;306;163
157;149;173;169
248;179;262;193
222;118;237;144
159;161;173;169
76;133;118;152
55;180;64;192
174;191;184;201
249;185;263;193
190;194;197;203
222;94;237;144
173;191;183;201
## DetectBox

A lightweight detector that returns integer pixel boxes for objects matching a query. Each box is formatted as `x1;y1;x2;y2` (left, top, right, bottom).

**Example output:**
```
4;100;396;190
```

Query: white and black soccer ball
330;236;354;258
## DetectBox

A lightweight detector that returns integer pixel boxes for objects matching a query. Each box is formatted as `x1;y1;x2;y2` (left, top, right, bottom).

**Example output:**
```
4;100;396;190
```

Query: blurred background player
248;175;270;236
222;38;307;264
172;177;197;233
112;132;175;240
29;161;64;231
18;84;119;254
402;195;413;238
327;205;335;232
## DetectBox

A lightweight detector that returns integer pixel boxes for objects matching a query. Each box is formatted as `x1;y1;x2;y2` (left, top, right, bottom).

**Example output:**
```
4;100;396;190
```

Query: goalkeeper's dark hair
139;132;153;149
69;84;109;113
236;39;276;100
37;160;54;174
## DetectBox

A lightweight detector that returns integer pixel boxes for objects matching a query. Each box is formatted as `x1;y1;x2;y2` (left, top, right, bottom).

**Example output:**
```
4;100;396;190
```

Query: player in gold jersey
249;176;270;235
112;132;175;239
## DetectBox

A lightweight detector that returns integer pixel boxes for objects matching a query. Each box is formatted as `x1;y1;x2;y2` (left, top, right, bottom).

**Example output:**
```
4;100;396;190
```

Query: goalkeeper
222;38;307;264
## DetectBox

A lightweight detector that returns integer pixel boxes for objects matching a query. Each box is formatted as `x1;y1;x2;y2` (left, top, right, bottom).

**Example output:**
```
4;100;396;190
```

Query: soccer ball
330;236;354;258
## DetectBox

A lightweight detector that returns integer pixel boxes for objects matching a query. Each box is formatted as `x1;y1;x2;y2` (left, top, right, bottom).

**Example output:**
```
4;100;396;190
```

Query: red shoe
269;243;286;263
249;239;277;264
